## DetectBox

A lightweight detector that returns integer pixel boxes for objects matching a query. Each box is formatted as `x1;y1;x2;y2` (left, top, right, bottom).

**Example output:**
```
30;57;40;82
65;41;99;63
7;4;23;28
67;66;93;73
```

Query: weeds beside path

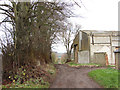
2;64;56;88
50;64;105;88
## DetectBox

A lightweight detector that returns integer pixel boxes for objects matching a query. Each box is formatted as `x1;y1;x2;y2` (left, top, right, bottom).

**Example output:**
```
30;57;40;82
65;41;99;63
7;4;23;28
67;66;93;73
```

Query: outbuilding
72;30;120;66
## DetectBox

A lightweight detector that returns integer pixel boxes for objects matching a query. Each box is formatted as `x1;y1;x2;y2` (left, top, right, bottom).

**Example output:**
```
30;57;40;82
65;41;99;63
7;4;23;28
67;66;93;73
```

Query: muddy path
50;64;105;88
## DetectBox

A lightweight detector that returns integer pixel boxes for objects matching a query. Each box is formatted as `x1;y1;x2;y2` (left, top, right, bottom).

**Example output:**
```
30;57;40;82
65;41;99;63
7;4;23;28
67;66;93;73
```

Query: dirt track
50;64;105;88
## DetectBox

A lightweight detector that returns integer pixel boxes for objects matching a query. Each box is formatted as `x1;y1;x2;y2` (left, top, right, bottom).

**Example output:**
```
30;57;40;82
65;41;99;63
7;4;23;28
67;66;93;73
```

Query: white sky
53;0;119;53
0;0;119;53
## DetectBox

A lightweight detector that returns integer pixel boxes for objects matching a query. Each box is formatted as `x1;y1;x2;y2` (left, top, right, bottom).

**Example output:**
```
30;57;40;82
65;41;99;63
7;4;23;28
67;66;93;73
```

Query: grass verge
67;62;101;67
88;68;118;88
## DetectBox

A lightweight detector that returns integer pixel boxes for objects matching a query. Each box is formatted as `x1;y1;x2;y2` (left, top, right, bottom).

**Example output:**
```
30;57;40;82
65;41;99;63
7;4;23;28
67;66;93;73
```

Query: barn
72;30;120;66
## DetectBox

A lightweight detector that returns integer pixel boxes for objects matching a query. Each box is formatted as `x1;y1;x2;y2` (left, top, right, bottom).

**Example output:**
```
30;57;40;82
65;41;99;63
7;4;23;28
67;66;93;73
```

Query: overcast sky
0;0;119;53
71;0;118;30
53;0;119;53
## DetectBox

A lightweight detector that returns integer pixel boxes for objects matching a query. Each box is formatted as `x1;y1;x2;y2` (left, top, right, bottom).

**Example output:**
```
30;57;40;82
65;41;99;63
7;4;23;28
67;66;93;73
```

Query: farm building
72;30;120;66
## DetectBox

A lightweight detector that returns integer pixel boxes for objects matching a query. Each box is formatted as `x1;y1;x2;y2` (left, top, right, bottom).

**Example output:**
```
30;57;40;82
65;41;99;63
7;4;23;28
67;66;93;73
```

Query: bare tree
0;1;75;80
59;22;81;62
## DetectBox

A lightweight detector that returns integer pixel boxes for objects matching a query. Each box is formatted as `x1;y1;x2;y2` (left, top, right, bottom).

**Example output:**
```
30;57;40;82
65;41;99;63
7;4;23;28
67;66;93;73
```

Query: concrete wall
93;52;106;66
90;44;113;64
78;51;89;63
89;36;115;65
77;31;90;64
112;36;120;47
80;31;89;51
94;37;110;43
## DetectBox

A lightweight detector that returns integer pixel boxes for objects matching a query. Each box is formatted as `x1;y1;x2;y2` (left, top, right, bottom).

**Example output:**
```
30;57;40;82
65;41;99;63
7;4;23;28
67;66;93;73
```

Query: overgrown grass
2;78;49;88
45;64;56;75
67;62;101;67
2;64;56;88
88;68;118;88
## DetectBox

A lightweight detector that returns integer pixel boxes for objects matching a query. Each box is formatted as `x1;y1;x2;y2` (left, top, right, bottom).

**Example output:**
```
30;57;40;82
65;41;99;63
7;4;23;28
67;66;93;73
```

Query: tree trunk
66;50;71;63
